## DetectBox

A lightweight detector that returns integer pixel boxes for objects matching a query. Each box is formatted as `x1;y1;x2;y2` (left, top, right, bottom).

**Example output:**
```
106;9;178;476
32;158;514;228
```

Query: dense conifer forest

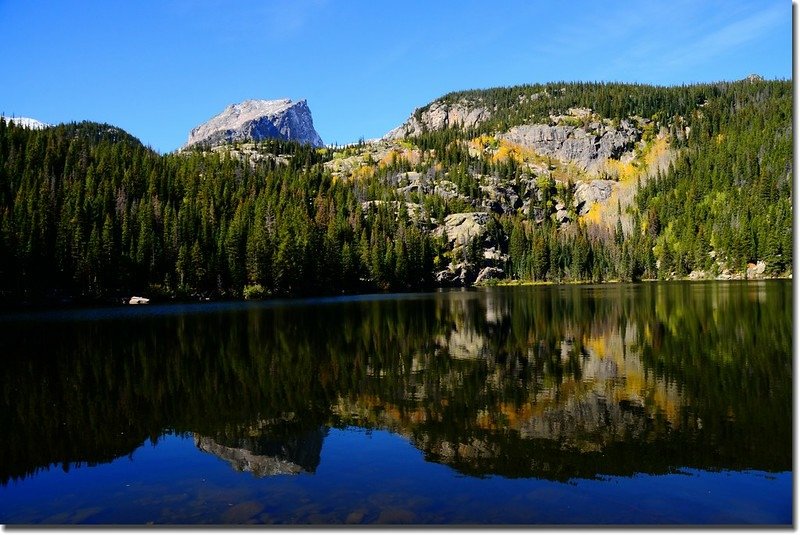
0;79;791;303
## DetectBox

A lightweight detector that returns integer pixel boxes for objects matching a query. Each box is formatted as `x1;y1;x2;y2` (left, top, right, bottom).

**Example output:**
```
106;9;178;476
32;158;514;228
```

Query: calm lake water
0;281;791;525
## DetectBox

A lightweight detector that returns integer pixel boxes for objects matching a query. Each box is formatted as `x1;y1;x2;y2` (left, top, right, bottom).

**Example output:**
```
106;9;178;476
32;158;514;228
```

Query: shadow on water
0;281;791;485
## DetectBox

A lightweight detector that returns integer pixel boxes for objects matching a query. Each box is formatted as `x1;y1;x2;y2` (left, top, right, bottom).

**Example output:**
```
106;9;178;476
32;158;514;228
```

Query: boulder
435;212;490;246
746;260;767;279
435;262;474;286
554;208;571;224
482;247;509;265
475;266;504;283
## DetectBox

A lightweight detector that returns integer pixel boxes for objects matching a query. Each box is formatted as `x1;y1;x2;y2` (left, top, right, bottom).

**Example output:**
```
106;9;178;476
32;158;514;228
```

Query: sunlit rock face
385;99;491;140
386;96;642;174
186;99;324;148
499;120;640;172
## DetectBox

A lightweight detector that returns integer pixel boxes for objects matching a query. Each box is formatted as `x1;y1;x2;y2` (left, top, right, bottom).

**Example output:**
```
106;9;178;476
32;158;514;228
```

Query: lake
0;281;791;525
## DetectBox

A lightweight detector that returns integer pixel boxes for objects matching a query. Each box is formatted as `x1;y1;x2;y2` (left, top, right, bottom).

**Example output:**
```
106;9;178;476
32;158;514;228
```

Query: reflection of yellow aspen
584;335;608;359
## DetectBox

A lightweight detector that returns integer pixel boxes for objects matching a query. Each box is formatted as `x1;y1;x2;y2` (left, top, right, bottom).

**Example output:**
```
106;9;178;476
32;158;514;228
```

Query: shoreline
474;274;793;288
0;276;791;312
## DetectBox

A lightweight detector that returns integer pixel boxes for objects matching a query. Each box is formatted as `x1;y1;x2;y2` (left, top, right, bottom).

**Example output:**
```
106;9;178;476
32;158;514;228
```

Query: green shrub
243;284;268;300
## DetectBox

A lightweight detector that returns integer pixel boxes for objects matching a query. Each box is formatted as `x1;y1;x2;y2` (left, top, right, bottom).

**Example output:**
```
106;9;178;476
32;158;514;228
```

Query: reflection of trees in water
0;281;791;483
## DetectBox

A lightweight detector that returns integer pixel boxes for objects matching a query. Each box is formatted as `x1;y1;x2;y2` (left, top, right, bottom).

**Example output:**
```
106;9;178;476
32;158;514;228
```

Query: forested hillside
0;121;438;302
0;79;791;303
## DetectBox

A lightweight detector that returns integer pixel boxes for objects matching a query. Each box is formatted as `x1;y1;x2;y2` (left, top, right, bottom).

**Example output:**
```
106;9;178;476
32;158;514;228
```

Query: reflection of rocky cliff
195;424;325;477
328;284;789;479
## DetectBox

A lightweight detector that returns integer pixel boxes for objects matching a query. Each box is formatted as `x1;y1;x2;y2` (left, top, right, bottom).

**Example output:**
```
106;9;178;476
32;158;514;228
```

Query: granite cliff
186;98;324;148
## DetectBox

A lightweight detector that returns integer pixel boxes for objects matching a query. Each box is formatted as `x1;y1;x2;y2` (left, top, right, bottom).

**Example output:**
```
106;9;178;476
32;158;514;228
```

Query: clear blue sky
0;0;791;152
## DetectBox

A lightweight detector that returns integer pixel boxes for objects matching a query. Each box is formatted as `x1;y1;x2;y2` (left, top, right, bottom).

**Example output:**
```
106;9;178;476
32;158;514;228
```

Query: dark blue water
0;282;792;525
1;430;791;525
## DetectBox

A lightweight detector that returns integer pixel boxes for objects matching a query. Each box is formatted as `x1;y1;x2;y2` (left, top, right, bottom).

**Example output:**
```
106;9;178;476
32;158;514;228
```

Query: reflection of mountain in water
329;284;790;478
195;424;325;476
0;282;791;483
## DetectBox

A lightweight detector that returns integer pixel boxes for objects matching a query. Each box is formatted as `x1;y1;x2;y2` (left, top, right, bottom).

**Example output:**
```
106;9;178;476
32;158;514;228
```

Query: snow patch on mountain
1;116;50;130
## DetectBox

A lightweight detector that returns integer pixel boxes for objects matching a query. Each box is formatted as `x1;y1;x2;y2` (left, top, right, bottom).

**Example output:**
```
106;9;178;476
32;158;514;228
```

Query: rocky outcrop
385;97;641;172
186;99;324;148
573;179;615;215
747;260;767;279
435;212;490;246
433;212;509;285
474;266;504;283
385;99;491;139
499;120;640;172
479;178;522;215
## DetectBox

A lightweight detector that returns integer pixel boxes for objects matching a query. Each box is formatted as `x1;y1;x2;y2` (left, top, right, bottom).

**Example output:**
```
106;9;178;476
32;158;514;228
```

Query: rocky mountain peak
186;98;324;148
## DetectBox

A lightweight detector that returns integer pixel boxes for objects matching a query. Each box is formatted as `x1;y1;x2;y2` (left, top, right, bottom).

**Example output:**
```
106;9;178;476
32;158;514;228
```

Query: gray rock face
435;212;490;246
500;120;640;172
474;266;504;283
573;179;616;215
479;178;522;215
385;99;491;139
746;260;767;279
186;99;324;148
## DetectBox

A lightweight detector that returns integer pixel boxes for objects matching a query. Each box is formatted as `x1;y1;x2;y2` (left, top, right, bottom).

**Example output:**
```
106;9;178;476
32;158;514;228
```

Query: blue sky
0;0;791;152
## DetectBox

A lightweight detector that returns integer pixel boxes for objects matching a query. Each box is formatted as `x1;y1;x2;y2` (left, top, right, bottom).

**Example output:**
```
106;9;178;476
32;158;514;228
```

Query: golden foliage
643;136;670;169
580;200;604;225
605;158;638;183
353;165;375;180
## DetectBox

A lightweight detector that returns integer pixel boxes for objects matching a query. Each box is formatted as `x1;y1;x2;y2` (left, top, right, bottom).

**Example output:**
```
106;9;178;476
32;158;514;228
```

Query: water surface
0;281;792;524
